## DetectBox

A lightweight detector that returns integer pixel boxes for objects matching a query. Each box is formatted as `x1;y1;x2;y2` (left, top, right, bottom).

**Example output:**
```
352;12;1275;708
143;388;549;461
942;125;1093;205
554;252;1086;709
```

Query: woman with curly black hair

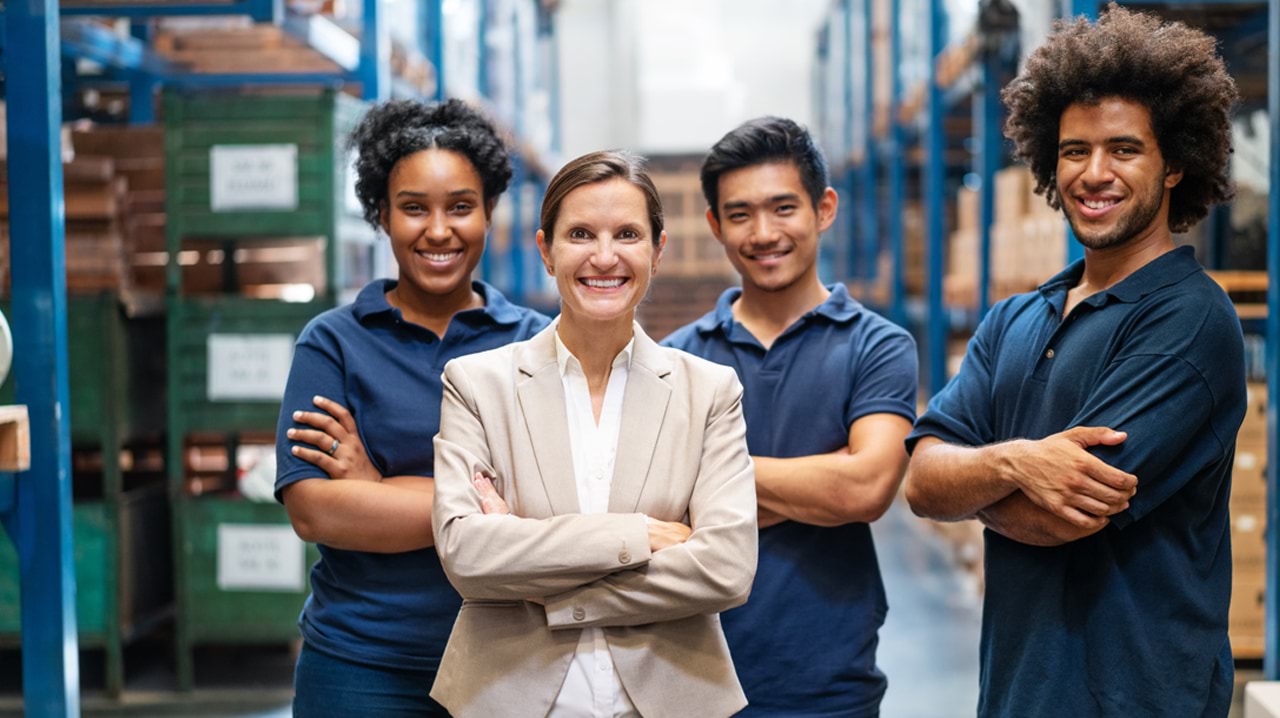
906;6;1246;716
273;98;549;716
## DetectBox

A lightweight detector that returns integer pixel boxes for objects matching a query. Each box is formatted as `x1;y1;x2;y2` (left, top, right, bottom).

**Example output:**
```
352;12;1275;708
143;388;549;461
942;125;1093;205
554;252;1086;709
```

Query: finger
1069;495;1114;517
1066;426;1127;448
313;395;358;436
291;444;339;472
293;410;346;440
1084;458;1138;491
1102;500;1131;517
1071;478;1132;506
1059;506;1106;530
286;427;335;451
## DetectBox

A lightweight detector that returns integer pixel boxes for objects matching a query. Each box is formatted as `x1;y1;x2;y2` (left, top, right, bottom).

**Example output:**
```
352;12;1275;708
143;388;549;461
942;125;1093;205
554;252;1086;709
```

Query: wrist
986;440;1025;491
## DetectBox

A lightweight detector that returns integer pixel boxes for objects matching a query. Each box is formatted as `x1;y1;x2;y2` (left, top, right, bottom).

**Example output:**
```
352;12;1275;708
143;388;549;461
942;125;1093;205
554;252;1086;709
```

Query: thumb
1067;426;1127;447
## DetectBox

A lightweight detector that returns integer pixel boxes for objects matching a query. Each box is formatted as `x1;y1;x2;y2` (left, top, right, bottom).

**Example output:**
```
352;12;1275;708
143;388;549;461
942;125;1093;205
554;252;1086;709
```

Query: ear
816;187;839;233
1164;165;1184;190
378;202;391;235
652;230;667;275
705;207;725;245
535;229;554;274
484;197;497;223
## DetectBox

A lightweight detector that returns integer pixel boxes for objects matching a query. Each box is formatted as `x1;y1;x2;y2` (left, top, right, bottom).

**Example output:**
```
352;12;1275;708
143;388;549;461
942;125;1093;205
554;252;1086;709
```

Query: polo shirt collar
695;283;863;335
352;278;525;325
1039;245;1202;308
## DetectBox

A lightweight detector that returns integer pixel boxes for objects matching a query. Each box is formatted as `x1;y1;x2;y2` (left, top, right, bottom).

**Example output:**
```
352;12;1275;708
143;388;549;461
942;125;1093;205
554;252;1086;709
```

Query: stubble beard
1064;179;1165;251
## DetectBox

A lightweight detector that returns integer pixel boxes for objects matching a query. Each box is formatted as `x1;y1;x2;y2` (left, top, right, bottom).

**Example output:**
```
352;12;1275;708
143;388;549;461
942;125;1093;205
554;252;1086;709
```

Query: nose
1082;148;1116;187
589;236;618;269
424;211;450;242
752;213;780;245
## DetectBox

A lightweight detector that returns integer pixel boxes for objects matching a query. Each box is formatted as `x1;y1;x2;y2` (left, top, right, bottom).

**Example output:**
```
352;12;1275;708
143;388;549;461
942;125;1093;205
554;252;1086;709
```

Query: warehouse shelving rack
1;0;563;712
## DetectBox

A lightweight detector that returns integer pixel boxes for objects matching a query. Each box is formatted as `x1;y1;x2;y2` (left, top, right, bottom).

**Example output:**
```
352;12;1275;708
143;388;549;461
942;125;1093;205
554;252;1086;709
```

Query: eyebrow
394;188;480;198
721;193;804;210
1058;136;1147;149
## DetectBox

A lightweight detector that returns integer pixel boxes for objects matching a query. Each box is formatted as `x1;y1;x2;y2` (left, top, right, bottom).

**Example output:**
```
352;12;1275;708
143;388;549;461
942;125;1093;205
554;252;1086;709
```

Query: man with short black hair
663;116;917;717
904;7;1244;716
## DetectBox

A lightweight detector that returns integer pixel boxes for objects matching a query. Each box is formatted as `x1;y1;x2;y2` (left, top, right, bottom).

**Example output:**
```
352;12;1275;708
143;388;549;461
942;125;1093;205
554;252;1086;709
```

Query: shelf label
210;144;299;212
217;524;306;592
207;333;294;401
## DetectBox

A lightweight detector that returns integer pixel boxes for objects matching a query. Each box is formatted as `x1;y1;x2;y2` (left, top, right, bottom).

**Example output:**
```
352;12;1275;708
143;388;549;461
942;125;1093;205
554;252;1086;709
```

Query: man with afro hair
904;5;1244;717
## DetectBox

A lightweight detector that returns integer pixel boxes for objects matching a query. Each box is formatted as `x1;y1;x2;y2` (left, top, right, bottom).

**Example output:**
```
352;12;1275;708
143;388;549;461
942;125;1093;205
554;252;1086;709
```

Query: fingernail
287;429;296;437
291;446;300;454
313;395;322;404
293;411;302;419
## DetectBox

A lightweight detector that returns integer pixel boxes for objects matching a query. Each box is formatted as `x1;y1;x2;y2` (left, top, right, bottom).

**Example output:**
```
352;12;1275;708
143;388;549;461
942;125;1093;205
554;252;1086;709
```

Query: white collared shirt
547;326;640;718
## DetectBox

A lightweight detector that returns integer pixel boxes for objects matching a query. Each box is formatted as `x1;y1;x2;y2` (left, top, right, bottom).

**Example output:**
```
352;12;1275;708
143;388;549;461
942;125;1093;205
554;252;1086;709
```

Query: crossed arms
431;362;759;629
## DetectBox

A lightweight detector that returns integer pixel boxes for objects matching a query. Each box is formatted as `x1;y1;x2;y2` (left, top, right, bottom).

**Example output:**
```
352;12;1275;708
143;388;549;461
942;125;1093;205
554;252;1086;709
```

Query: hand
1001;426;1137;528
288;396;382;483
646;518;692;552
473;472;510;515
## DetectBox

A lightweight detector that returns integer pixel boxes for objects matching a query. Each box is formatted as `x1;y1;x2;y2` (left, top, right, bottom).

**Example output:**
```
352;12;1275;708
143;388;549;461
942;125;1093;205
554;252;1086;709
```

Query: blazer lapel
515;328;581;516
609;328;672;513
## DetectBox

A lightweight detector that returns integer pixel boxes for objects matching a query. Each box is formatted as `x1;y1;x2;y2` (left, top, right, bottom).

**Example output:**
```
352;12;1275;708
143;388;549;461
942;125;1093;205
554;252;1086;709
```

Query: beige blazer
430;323;757;718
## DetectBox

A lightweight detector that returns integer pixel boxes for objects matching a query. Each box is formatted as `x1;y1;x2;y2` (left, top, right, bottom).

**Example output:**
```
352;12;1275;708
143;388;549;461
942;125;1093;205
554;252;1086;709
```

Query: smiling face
537;178;664;327
707;161;837;294
381;149;489;303
1056;97;1183;250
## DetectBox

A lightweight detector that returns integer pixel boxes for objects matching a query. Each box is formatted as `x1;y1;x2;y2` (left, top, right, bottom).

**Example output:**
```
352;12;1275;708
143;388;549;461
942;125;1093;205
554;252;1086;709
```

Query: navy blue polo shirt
908;246;1245;718
663;284;917;717
275;279;549;671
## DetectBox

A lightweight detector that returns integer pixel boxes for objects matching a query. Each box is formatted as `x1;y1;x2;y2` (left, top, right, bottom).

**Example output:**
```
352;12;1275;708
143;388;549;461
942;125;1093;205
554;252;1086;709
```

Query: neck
557;310;634;380
388;276;481;336
1079;224;1175;295
735;271;830;335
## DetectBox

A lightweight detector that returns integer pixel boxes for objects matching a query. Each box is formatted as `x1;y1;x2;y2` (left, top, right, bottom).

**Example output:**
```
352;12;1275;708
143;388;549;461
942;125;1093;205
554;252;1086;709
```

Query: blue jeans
293;642;450;717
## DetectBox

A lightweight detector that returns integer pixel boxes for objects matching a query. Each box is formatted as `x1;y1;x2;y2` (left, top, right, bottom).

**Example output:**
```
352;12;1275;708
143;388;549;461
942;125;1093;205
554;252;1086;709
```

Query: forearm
977;492;1102;547
754;453;900;526
904;439;1020;521
282;477;434;552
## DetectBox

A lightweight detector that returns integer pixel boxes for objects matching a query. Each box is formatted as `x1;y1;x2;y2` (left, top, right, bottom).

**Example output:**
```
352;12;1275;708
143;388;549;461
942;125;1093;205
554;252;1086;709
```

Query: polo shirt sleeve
274;317;350;502
1067;352;1221;528
846;326;918;426
906;309;1000;453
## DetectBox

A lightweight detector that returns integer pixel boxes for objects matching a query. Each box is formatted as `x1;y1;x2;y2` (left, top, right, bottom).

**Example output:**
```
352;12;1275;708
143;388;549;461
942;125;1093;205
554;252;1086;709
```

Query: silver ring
325;439;339;456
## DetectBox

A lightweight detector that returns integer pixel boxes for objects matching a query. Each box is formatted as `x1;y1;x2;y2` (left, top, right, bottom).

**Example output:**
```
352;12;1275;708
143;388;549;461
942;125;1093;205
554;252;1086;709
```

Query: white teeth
583;278;624;289
1083;199;1118;210
755;252;787;260
418;250;461;262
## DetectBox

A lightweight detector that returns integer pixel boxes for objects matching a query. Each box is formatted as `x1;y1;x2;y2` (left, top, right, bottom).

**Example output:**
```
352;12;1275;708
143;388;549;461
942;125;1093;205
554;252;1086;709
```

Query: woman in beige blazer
430;151;758;718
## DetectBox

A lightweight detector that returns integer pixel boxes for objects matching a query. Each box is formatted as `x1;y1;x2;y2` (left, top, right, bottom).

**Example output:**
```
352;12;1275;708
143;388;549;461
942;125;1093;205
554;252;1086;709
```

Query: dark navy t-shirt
274;279;549;671
664;284;917;718
908;247;1245;718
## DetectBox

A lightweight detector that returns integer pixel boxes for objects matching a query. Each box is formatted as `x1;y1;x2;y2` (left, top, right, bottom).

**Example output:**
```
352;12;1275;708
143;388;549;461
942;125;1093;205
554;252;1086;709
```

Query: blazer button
572;606;586;621
619;551;632;564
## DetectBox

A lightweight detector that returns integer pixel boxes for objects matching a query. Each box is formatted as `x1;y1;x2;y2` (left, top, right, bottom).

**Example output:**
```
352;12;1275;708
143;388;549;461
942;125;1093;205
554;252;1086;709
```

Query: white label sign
217;524;306;592
207;333;294;401
210;144;299;212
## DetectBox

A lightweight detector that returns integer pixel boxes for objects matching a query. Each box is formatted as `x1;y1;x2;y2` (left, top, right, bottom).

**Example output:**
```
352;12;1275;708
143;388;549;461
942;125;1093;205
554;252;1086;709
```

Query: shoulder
1127;273;1241;357
296;303;360;347
658;346;743;408
659;311;719;351
509;305;553;338
443;340;524;382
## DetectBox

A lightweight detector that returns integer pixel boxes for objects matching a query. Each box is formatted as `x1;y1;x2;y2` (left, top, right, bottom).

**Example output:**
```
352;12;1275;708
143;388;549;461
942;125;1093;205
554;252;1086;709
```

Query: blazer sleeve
432;359;653;601
541;368;758;629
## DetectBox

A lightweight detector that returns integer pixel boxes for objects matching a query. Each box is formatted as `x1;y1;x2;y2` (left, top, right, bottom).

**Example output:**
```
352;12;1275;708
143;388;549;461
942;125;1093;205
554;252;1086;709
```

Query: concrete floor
0;498;1265;716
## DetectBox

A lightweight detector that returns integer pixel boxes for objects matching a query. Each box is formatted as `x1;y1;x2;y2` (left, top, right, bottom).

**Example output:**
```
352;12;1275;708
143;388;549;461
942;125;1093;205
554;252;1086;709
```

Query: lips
746;247;793;265
1074;195;1124;219
579;276;628;290
414;248;464;265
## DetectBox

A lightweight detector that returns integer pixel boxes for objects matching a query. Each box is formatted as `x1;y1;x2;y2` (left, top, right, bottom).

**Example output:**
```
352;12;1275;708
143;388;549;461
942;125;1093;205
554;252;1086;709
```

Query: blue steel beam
976;50;1001;318
1266;0;1279;683
127;20;159;124
509;3;526;304
861;0;878;283
2;0;80;714
356;0;388;100
925;0;947;396
888;0;907;328
422;0;445;101
842;0;857;281
59;0;276;17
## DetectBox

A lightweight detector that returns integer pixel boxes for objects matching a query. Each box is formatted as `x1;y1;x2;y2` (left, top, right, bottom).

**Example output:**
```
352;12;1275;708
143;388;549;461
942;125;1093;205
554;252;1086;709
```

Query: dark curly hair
1001;4;1238;232
700;116;829;220
348;98;513;228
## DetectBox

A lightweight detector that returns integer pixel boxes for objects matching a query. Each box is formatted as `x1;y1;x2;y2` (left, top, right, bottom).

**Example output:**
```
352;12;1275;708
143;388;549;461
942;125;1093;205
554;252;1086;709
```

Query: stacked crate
163;89;372;690
1230;382;1267;658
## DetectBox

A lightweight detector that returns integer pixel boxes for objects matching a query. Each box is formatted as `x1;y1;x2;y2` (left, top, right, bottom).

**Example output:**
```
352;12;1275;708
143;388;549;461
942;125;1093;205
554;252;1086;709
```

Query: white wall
556;0;830;161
